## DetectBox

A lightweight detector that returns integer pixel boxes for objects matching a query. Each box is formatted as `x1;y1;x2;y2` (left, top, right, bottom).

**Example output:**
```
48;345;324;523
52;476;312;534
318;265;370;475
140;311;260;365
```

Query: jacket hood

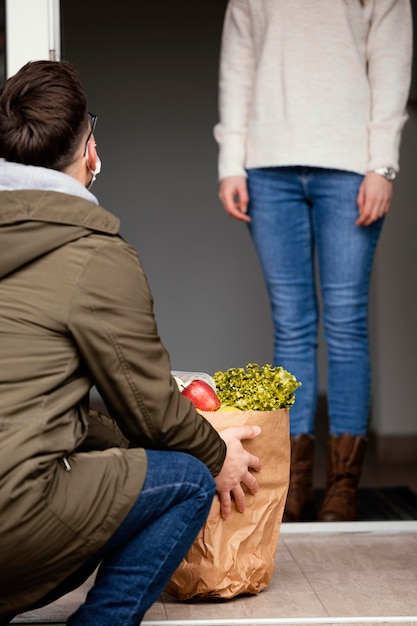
0;160;120;279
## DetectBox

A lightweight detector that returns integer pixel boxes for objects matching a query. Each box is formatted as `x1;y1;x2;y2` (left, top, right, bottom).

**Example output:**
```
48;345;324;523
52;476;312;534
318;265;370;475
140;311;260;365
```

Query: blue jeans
247;167;384;436
62;450;215;626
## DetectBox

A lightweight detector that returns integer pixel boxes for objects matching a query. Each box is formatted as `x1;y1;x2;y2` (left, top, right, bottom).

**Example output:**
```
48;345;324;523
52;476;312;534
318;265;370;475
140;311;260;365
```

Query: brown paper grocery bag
166;409;290;600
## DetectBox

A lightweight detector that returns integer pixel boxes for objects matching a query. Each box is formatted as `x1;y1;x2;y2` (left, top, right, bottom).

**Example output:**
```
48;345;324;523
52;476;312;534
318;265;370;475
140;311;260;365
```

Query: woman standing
215;0;412;522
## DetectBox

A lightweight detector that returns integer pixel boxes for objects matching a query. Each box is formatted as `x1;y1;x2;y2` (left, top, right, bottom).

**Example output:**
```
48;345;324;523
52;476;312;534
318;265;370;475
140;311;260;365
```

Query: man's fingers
242;424;262;439
218;490;232;519
243;470;260;494
215;425;263;518
218;425;261;447
248;452;262;473
231;484;246;513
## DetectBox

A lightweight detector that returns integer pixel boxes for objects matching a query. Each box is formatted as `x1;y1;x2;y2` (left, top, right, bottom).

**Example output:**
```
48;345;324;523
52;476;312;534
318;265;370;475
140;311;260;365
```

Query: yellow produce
217;404;242;412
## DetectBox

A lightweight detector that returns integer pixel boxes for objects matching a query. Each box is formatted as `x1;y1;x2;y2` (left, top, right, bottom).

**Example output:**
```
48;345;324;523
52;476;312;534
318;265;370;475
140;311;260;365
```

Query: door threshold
142;616;417;625
280;519;417;534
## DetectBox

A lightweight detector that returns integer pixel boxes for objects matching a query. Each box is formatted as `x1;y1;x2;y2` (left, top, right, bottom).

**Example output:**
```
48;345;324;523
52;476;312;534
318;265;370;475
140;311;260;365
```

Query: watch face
385;168;396;181
375;167;396;181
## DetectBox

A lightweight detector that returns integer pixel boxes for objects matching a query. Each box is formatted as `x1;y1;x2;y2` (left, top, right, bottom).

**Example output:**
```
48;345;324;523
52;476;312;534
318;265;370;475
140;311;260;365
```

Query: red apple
181;379;221;411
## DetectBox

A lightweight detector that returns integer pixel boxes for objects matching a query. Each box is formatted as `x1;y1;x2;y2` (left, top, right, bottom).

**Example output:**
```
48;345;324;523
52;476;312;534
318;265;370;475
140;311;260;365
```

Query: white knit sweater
214;0;413;180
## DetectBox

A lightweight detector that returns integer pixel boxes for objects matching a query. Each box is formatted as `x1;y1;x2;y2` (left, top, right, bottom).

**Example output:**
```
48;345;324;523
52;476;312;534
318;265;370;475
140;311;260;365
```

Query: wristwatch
373;167;397;181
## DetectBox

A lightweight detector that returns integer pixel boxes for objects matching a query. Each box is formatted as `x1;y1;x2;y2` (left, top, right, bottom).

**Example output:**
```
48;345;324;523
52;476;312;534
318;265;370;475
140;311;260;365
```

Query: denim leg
309;170;383;435
247;167;318;435
67;450;216;626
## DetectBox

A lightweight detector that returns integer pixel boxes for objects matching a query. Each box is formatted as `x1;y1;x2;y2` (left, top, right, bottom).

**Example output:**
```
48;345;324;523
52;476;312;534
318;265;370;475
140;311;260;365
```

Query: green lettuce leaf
213;363;301;411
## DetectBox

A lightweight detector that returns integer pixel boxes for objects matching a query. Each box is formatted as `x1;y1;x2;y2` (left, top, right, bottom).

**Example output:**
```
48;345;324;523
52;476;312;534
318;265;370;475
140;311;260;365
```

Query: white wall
5;0;60;77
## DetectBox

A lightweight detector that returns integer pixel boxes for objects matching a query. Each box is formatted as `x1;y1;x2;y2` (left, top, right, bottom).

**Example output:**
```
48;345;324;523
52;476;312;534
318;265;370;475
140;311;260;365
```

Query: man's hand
215;425;262;519
356;171;393;226
218;175;251;222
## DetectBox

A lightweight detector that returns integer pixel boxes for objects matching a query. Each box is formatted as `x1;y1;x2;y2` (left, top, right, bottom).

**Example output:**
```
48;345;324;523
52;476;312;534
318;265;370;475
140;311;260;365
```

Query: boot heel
283;434;315;523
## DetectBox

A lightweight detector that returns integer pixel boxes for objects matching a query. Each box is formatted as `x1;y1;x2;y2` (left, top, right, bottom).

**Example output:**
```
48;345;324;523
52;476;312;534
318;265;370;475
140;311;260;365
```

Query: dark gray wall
371;109;417;436
62;1;274;377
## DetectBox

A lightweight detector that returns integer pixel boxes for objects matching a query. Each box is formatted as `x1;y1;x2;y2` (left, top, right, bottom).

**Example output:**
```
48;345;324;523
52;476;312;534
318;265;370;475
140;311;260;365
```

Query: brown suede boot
283;434;315;523
317;433;367;522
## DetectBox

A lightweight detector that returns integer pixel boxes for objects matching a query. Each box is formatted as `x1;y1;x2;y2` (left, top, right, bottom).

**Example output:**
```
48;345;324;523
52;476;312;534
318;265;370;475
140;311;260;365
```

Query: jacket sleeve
68;235;226;477
213;0;256;180
366;0;413;171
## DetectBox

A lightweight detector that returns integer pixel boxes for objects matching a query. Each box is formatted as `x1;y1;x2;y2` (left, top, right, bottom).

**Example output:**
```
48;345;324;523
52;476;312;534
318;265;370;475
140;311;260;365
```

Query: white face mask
86;149;102;190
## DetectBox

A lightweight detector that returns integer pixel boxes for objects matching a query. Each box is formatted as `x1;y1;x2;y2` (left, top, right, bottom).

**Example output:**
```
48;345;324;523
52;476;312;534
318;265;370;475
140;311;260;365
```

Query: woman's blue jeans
247;166;384;437
64;450;216;626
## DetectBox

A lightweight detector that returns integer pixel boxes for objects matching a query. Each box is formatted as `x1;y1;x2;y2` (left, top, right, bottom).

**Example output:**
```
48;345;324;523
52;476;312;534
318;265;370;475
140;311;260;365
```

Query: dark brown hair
0;60;88;170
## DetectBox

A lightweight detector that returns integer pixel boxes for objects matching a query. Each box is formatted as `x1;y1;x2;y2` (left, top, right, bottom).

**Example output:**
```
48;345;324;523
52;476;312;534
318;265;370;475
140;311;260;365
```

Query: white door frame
5;0;60;78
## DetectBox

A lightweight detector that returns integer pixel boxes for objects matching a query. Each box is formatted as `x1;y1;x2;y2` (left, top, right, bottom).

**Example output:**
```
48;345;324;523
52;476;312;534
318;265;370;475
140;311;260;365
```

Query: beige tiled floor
12;524;417;626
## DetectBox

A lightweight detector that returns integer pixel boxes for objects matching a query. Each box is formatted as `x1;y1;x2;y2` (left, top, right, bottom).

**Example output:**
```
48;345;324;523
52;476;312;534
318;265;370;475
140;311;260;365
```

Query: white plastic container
171;370;216;392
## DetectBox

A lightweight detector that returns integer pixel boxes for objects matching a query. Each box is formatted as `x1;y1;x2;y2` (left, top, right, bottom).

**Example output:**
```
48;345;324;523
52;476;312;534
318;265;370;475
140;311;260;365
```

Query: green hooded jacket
0;188;225;619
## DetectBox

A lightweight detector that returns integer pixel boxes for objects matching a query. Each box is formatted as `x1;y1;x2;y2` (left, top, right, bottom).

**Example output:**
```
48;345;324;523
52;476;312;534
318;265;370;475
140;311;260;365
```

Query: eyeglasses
85;112;98;146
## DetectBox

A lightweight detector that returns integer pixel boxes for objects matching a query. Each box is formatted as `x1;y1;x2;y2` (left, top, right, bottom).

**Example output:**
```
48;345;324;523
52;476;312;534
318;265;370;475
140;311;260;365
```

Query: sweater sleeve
366;0;413;172
213;0;256;180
